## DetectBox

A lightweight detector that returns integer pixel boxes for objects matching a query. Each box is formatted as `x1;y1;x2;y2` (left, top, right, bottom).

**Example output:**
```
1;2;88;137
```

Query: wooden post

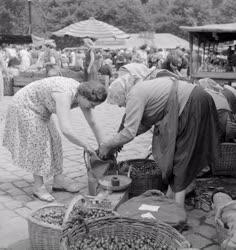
28;0;32;35
189;33;193;80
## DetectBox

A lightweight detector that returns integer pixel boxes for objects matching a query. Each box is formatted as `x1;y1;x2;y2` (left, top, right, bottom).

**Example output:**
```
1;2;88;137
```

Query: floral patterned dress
3;76;80;177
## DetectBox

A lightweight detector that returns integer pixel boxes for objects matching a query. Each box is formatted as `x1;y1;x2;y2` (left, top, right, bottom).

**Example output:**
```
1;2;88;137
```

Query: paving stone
0;195;14;203
13;180;30;188
0;203;5;210
0;216;28;249
0;190;7;195
194;225;217;239
4;200;24;210
0;210;19;224
188;209;207;219
0;183;15;190
187;216;201;228
185;233;212;249
25;200;50;210
14;195;33;203
7;188;26;196
203;244;220;250
15;207;32;218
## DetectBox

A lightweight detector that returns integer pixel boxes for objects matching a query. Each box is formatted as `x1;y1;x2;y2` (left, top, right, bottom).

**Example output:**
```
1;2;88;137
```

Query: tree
0;7;14;34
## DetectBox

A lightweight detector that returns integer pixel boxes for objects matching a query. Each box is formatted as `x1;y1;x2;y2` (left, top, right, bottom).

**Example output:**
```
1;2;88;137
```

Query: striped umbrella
52;17;129;40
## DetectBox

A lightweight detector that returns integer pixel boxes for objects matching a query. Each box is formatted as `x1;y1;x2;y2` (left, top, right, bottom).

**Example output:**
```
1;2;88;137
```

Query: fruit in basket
33;207;66;226
119;160;158;178
69;234;170;250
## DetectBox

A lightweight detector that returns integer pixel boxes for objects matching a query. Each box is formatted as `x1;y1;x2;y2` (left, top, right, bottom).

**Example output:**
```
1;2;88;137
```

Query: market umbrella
52;17;129;40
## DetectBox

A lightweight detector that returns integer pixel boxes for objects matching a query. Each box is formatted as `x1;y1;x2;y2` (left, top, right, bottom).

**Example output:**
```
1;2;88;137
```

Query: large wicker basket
212;143;236;176
60;216;191;250
28;204;65;250
28;197;117;250
118;159;164;198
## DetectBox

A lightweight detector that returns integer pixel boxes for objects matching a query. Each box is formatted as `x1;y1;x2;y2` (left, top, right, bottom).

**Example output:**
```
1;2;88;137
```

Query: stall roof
180;23;236;33
180;23;236;42
0;34;32;45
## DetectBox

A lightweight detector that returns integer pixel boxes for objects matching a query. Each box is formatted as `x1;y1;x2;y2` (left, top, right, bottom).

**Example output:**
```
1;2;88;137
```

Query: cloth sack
117;189;187;229
213;192;236;249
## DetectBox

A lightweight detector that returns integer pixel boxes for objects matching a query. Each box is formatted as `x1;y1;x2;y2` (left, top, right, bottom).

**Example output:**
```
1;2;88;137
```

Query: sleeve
119;89;146;140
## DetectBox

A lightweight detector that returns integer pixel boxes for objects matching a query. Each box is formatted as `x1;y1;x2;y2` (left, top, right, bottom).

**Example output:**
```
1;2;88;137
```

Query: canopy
181;23;236;33
125;33;190;50
93;33;191;50
180;23;236;42
52;17;129;40
31;34;55;47
0;34;32;45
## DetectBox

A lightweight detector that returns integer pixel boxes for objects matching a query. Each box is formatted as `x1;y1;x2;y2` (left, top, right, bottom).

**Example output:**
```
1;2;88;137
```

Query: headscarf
119;63;151;79
198;78;223;92
107;74;137;106
83;38;94;48
199;78;230;111
107;63;151;106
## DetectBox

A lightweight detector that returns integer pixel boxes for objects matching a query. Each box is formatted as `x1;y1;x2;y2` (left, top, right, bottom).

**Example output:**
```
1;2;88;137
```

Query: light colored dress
3;76;80;177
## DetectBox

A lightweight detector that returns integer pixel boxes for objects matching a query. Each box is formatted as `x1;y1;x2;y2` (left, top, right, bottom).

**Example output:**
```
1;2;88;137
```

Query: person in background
3;76;107;202
0;46;9;101
99;75;221;209
83;38;98;81
199;78;236;141
18;45;31;72
44;41;61;77
98;58;113;89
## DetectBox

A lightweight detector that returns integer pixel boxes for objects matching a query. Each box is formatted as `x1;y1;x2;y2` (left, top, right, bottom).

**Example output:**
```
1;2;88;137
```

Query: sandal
52;181;80;193
33;185;55;202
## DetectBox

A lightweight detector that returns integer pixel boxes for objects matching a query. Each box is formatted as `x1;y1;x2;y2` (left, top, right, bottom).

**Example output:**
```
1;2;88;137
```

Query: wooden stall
180;23;236;85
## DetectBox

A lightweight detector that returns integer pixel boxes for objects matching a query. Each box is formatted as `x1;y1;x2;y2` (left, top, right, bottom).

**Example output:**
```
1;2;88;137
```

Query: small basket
60;216;191;250
118;159;164;197
213;143;236;176
28;204;66;250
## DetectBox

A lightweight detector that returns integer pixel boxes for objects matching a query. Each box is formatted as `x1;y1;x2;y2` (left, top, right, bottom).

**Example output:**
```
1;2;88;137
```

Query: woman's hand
84;145;96;156
98;142;111;159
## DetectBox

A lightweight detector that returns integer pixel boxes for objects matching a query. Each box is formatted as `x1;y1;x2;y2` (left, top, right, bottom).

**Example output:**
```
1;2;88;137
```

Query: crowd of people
1;38;236;211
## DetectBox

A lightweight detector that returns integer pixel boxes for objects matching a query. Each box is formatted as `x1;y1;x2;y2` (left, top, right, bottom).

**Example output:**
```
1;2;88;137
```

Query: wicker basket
28;197;117;250
118;159;164;198
60;216;191;250
213;143;236;176
28;204;66;250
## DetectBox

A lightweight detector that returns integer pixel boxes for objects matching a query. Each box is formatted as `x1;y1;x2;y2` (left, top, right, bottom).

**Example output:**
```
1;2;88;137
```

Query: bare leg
166;185;175;199
175;189;186;208
33;174;44;190
33;174;55;201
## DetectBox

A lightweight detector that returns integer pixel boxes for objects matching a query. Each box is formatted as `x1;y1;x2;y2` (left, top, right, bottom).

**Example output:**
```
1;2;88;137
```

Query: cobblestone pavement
0;97;220;249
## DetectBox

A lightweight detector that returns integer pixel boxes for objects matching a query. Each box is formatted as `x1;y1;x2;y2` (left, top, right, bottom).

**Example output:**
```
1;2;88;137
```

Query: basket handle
60;215;89;250
83;150;92;170
62;195;86;225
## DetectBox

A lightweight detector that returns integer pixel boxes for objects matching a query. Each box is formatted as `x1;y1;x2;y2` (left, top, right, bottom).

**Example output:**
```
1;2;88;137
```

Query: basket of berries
60;216;191;250
118;159;164;198
28;196;117;250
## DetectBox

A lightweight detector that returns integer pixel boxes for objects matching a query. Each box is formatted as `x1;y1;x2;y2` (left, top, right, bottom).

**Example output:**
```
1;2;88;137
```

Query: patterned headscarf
199;78;223;92
107;74;137;106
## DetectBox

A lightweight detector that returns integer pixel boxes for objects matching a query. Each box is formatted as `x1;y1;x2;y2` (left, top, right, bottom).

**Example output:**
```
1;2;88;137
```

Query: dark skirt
169;86;221;192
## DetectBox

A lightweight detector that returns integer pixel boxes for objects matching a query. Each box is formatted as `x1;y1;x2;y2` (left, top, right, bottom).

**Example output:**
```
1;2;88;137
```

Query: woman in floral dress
3;76;107;201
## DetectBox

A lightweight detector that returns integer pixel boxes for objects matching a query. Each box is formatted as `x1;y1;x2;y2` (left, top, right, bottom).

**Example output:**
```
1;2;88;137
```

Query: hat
83;38;94;48
44;40;56;48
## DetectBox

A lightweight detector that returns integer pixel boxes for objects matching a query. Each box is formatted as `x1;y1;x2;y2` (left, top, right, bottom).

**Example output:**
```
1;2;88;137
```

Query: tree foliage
0;0;235;39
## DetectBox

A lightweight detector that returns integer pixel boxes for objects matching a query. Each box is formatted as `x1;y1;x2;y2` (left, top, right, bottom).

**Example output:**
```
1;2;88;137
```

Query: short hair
78;80;107;103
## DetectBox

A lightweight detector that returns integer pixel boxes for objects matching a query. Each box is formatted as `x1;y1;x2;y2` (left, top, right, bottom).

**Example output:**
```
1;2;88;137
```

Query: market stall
180;22;236;84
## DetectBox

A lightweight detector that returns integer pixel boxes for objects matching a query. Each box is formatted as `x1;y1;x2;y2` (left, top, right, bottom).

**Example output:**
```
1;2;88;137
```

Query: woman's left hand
98;142;111;159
